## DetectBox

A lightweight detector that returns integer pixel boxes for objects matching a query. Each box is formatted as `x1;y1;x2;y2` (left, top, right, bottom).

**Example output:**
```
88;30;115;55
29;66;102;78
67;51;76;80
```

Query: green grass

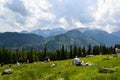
1;55;120;80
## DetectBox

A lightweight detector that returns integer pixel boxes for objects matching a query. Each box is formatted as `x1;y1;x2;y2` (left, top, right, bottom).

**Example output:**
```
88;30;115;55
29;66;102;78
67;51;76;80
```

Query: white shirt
73;58;81;65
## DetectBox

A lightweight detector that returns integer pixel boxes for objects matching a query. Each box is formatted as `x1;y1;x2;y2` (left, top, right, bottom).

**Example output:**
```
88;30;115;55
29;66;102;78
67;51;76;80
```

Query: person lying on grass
72;56;92;66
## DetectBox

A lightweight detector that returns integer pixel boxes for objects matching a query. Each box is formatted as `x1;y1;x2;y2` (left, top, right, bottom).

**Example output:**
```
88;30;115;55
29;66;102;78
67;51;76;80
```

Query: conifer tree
69;45;73;58
82;46;86;57
43;45;47;58
60;45;66;60
93;45;100;55
87;44;92;55
78;47;82;57
73;45;77;57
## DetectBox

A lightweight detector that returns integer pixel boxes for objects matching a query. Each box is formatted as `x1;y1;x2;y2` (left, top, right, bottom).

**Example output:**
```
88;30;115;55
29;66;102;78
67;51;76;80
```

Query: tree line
0;44;120;64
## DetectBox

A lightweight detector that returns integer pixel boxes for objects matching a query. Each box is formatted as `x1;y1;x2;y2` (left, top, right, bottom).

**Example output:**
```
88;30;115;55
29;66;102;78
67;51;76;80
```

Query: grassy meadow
0;55;120;80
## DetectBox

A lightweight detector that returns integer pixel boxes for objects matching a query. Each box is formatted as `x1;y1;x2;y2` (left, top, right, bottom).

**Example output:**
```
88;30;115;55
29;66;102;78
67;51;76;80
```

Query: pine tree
93;45;100;55
27;48;34;63
82;46;86;57
56;49;61;60
73;45;77;57
87;44;92;55
78;47;82;57
69;45;73;59
43;45;47;58
60;45;66;60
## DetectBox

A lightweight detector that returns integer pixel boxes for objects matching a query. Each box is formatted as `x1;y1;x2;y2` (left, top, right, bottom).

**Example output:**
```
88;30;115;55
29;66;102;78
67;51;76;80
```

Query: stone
102;57;110;60
50;64;55;67
1;69;13;75
58;78;64;80
99;68;115;73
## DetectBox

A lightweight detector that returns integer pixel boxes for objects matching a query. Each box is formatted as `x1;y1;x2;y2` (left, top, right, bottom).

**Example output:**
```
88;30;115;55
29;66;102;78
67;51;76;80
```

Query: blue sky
0;0;120;33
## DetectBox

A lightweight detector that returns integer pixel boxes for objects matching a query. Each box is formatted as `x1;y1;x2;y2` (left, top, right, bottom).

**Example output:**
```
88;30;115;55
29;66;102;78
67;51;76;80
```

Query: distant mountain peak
31;27;66;37
20;30;30;34
112;31;120;37
83;30;120;46
73;27;90;33
66;30;81;35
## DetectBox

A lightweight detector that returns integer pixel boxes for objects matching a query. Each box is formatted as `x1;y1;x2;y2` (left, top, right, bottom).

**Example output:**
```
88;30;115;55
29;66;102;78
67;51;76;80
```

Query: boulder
1;69;13;75
50;64;55;67
99;68;115;73
86;55;94;57
102;57;110;60
58;78;64;80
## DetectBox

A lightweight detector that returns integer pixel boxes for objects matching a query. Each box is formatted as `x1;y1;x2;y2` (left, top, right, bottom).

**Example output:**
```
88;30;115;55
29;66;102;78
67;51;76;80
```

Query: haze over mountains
0;28;120;51
20;28;66;37
83;30;120;46
112;31;120;38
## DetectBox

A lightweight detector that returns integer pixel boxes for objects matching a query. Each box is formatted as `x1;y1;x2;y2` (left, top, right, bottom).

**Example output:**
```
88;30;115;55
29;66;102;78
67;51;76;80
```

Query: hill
0;30;99;51
0;55;120;80
112;31;120;37
0;32;45;49
83;30;120;46
46;30;99;51
21;28;66;38
1;29;120;50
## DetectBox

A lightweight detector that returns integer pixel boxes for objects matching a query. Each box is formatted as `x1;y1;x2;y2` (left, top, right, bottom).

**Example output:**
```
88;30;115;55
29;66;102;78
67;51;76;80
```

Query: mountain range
83;30;120;46
0;28;120;51
0;32;45;49
20;28;66;37
112;31;120;38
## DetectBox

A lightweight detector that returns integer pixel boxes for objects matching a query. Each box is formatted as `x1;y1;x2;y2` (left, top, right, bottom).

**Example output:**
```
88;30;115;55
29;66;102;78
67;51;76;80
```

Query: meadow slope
0;55;120;80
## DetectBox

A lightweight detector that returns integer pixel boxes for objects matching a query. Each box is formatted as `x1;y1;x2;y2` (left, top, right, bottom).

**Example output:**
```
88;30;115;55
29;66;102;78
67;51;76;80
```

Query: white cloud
59;17;69;29
23;0;55;30
0;0;120;32
75;21;85;28
71;18;86;28
0;0;55;32
93;0;120;32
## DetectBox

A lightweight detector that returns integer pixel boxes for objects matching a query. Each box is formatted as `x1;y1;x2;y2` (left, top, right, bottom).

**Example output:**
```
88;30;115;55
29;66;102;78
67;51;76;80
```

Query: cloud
93;0;120;32
0;0;120;32
59;17;69;29
6;0;28;16
21;0;56;30
0;0;55;32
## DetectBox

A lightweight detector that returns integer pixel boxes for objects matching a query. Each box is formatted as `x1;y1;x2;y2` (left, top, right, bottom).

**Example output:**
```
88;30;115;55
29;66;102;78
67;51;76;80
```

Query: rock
50;64;55;67
99;68;115;73
58;78;64;80
1;69;13;75
86;55;94;57
1;63;4;67
102;57;110;60
113;54;119;57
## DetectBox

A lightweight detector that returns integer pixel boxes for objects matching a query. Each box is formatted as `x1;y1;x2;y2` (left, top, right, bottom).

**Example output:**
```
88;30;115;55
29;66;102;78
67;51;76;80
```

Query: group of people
72;56;91;66
16;59;30;67
0;63;4;67
1;56;90;67
43;57;50;62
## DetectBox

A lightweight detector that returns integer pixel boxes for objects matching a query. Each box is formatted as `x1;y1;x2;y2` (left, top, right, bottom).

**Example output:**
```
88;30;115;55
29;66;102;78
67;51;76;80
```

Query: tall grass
0;55;120;80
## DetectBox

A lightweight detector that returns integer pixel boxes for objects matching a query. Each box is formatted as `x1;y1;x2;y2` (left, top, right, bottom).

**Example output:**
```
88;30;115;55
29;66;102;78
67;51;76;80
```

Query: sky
0;0;120;33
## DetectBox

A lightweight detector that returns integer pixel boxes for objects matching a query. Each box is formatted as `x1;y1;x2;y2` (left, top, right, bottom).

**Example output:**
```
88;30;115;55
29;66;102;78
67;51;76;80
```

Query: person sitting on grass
72;56;82;66
72;56;88;66
1;62;4;67
43;57;50;62
17;61;20;67
27;59;30;64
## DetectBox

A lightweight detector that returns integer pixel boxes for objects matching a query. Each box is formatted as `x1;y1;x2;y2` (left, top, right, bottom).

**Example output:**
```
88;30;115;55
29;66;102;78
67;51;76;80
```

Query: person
27;59;30;64
72;56;88;66
72;56;82;66
17;61;20;67
9;64;12;67
43;57;50;62
1;63;4;67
